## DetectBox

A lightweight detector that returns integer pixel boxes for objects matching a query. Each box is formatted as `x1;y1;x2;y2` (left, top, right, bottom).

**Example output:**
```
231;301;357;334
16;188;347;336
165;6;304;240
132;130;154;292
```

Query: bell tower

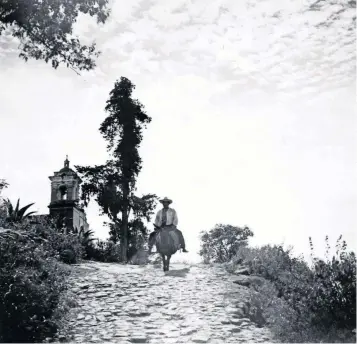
48;156;88;231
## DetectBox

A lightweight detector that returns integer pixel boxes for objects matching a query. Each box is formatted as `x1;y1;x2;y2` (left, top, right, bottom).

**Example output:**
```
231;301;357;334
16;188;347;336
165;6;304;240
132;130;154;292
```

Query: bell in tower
48;156;88;231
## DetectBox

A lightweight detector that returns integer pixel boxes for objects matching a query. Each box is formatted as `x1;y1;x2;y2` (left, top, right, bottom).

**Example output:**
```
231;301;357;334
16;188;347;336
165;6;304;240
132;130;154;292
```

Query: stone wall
73;208;89;231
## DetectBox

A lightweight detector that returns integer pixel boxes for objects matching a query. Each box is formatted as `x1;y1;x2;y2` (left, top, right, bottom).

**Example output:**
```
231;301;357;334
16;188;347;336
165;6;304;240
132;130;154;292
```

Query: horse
154;225;181;272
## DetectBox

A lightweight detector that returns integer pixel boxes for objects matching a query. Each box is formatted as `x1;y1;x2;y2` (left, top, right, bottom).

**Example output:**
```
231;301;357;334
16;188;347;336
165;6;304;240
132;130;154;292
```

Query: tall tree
76;77;158;261
0;0;110;73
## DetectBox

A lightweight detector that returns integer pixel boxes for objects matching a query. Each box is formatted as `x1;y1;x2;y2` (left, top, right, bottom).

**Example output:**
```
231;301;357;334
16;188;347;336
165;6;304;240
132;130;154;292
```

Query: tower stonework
48;157;89;231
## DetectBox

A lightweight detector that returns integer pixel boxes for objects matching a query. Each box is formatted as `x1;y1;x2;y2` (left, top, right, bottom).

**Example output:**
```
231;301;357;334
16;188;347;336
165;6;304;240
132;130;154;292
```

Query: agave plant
5;198;37;223
74;226;96;260
77;226;95;246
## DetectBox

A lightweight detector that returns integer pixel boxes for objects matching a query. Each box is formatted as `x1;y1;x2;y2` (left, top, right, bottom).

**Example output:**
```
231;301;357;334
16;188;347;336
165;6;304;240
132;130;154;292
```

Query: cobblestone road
58;261;275;343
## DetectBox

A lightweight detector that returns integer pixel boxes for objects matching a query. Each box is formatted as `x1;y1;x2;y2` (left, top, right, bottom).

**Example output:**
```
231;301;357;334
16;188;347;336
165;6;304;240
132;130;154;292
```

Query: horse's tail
156;229;180;255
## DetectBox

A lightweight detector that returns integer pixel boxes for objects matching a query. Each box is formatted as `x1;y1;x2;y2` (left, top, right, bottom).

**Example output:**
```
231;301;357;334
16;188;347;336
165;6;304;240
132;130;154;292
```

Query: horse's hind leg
167;255;171;271
166;256;170;271
164;255;170;272
161;254;166;272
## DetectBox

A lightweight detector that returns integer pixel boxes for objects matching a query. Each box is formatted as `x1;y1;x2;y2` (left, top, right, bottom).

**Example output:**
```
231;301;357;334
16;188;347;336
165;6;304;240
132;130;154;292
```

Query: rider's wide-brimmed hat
160;197;172;204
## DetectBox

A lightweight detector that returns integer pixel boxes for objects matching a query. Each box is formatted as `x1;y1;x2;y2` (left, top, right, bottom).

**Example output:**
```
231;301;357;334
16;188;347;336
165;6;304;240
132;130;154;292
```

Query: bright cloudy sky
0;0;355;261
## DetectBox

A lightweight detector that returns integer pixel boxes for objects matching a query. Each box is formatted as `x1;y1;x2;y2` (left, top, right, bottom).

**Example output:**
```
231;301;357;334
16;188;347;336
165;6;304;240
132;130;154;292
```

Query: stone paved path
58;261;275;343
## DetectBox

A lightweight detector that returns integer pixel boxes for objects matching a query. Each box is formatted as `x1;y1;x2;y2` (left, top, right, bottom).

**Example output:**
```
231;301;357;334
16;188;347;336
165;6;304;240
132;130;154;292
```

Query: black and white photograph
0;0;355;342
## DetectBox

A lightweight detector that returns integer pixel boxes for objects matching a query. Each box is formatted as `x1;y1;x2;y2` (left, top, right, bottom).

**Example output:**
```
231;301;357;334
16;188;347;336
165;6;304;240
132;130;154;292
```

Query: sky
0;0;356;262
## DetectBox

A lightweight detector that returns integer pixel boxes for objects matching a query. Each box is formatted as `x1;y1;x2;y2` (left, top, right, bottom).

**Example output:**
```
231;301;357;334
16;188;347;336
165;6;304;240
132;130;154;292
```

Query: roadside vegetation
199;224;356;343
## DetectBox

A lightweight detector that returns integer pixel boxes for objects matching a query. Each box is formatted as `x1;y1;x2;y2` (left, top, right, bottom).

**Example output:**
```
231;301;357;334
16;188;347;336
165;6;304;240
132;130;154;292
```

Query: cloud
0;0;355;259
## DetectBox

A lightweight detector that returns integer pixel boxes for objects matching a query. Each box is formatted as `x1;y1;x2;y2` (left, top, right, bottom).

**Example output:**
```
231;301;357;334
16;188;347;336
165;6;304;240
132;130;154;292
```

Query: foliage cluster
7;214;84;265
82;235;147;264
0;204;84;342
0;0;110;73
76;77;157;261
202;225;356;343
84;239;122;262
199;224;254;263
0;227;70;342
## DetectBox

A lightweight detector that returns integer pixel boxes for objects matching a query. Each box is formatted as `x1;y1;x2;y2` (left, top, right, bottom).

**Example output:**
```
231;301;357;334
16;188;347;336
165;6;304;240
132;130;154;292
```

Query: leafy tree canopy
199;224;254;263
0;0;110;72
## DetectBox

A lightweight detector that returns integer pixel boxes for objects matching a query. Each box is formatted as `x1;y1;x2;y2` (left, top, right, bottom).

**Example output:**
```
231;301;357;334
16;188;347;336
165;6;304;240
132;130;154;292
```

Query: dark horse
154;225;181;272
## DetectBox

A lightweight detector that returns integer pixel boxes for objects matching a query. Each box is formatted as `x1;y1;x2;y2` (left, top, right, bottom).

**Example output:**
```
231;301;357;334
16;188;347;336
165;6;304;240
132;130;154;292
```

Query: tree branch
19;24;82;75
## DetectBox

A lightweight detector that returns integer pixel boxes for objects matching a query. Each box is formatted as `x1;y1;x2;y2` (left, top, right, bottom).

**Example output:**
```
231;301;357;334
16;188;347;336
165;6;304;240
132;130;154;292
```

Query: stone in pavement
191;333;211;343
130;334;149;343
57;262;276;343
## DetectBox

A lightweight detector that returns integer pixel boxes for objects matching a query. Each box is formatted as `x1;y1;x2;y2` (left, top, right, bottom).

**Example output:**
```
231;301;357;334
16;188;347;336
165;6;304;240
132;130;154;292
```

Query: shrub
199;224;254;263
28;218;83;265
233;237;356;342
245;280;315;342
307;236;356;331
74;227;95;259
0;229;70;342
48;232;83;265
0;191;79;342
85;239;122;262
0;198;8;227
234;244;312;298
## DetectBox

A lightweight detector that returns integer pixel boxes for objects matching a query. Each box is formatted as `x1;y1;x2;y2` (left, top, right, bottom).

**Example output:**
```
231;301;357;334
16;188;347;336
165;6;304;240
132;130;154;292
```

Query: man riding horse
148;197;188;254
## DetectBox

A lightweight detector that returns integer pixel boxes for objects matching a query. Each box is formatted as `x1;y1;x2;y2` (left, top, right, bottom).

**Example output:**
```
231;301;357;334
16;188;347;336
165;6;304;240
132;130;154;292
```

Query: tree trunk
121;214;128;262
121;182;129;262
